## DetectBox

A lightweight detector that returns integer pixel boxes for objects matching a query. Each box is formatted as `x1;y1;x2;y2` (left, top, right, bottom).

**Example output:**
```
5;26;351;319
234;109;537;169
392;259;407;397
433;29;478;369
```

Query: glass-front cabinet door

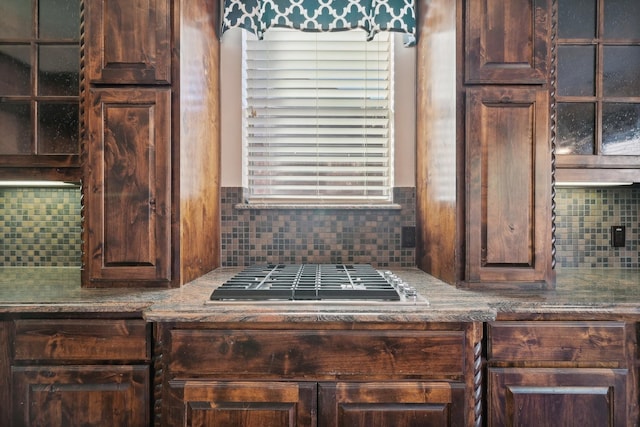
0;0;80;174
556;0;640;180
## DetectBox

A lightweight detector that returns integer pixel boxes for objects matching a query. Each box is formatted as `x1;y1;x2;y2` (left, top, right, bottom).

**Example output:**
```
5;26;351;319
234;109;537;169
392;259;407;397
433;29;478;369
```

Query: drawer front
14;319;150;362
168;329;465;379
488;321;627;363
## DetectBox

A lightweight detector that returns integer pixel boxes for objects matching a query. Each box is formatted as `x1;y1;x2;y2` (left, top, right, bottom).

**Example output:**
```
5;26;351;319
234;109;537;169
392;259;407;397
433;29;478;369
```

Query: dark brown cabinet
158;323;483;426
486;321;636;426
82;0;220;287
166;380;317;427
488;367;627;426
6;318;151;427
85;0;171;84
554;0;640;182
318;382;466;426
465;0;550;84
85;88;172;283
416;0;554;288
465;86;553;285
0;0;81;179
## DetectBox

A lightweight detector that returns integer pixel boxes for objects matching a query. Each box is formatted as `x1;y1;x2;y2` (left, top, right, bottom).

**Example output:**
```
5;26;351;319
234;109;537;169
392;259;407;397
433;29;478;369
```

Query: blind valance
221;0;416;41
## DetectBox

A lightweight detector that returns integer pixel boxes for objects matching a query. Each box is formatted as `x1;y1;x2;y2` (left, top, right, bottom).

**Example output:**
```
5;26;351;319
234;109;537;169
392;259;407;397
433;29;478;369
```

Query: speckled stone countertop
0;267;169;314
1;267;639;322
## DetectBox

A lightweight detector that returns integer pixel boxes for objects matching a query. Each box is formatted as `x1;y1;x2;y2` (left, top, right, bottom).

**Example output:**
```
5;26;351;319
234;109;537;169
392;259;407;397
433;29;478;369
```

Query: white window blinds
243;29;394;204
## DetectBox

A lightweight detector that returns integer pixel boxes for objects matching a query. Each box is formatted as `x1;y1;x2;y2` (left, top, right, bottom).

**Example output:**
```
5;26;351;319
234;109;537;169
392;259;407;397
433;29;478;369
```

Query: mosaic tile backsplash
1;185;638;269
221;187;417;267
1;186;82;267
555;185;640;268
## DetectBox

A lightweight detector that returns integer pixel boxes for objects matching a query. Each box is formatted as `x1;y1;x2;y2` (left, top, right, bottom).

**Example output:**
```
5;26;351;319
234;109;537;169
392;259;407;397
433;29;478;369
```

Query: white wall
220;30;416;188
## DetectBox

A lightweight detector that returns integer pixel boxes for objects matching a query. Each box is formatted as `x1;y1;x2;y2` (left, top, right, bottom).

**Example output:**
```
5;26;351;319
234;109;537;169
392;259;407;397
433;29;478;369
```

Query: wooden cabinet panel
466;86;552;285
13;319;149;362
0;322;10;427
85;0;171;84
12;365;150;427
167;329;465;379
165;380;316;427
466;0;550;83
488;321;627;364
85;88;171;285
488;367;627;427
159;323;481;426
319;381;466;427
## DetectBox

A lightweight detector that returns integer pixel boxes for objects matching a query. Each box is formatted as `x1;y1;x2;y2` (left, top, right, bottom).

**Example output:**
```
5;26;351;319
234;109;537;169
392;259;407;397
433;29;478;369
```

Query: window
556;0;640;156
0;0;80;156
242;29;394;204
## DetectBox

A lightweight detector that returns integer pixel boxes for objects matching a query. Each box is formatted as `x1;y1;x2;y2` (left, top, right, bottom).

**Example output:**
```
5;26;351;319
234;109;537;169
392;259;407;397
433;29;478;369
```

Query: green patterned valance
221;0;416;41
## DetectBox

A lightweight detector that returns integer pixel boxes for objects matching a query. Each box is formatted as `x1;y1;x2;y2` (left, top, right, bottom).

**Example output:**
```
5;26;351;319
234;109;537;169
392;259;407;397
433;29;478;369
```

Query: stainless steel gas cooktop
209;264;424;302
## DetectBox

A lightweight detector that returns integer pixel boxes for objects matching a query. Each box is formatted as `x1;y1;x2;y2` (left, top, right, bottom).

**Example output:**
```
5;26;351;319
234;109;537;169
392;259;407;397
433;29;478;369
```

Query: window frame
241;28;396;206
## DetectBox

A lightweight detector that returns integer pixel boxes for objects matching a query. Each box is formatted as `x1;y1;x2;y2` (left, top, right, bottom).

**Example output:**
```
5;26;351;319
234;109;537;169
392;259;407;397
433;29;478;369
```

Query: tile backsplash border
220;187;417;267
1;185;638;269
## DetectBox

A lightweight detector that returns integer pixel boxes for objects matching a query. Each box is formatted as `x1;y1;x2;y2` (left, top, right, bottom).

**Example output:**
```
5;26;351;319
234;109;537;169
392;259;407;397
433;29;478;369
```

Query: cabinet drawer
12;365;150;426
13;319;150;362
488;321;627;363
168;329;465;379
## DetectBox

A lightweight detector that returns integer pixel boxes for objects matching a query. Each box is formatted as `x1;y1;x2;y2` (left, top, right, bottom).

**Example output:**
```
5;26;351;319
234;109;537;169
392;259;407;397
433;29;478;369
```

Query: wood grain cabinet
157;323;483;426
85;0;171;84
553;0;640;182
85;88;172;283
486;321;637;426
0;0;82;180
416;0;554;289
464;0;554;288
465;0;550;84
7;318;151;427
82;0;220;287
465;86;553;286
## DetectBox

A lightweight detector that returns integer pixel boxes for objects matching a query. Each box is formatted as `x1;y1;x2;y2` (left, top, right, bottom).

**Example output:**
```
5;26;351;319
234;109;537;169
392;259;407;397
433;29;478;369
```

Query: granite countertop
1;266;640;322
0;267;170;314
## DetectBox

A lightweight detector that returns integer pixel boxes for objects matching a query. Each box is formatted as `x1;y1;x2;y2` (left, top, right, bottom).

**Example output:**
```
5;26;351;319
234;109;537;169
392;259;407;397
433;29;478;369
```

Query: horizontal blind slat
243;28;393;203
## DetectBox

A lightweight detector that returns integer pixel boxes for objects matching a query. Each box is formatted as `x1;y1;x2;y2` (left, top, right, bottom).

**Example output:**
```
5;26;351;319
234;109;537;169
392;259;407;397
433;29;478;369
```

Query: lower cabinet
488;367;627;426
165;379;465;426
7;317;151;427
318;381;466;426
486;321;636;426
12;365;149;426
158;322;483;426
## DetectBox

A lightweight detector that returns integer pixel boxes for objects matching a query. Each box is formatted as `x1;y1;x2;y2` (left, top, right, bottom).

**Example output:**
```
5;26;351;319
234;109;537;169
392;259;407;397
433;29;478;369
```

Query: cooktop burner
210;264;419;301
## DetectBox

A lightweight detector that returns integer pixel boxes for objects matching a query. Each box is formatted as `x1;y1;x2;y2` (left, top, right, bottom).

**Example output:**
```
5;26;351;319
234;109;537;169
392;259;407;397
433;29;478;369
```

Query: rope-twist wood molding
550;0;558;270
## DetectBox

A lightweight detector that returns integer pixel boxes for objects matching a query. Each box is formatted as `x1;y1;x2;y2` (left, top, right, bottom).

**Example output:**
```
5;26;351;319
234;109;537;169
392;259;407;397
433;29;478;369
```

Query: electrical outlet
611;226;625;247
401;226;416;248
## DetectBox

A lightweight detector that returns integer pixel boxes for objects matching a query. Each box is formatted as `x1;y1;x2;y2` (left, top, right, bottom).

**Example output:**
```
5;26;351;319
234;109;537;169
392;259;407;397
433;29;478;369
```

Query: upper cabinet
417;0;555;289
0;0;81;179
465;0;551;84
83;0;220;287
555;0;640;182
466;87;553;285
85;0;171;84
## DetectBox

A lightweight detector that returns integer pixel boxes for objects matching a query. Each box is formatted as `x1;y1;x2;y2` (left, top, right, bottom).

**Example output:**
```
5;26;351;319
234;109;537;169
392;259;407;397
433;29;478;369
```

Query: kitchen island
1;267;639;426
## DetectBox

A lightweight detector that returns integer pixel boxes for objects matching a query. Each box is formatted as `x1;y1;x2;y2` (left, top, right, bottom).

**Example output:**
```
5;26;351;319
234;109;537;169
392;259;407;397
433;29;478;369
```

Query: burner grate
210;264;401;301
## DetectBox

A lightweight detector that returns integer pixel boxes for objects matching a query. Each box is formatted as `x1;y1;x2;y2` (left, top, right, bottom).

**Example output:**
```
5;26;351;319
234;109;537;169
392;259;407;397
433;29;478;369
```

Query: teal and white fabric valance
221;0;416;41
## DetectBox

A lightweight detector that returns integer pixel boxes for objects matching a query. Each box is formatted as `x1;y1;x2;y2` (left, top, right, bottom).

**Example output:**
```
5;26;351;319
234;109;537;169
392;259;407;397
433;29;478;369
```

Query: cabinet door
164;380;316;427
85;88;171;285
488;367;628;427
0;322;10;427
318;382;466;427
12;365;150;427
466;86;553;285
85;0;171;84
466;0;550;83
